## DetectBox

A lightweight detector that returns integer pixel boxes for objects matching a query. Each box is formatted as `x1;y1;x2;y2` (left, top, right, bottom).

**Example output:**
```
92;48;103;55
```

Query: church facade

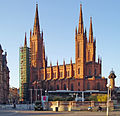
28;4;107;95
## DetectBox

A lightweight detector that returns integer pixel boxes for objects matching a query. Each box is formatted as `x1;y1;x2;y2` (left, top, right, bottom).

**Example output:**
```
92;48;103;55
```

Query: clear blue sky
0;0;120;88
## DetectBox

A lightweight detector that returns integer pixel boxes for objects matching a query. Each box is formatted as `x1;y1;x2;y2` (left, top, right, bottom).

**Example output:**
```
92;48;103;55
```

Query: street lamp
106;84;112;116
110;86;112;101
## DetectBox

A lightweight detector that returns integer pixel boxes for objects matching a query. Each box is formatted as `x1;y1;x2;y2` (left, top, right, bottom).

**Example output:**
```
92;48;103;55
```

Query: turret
89;17;93;43
50;61;52;80
70;58;73;77
63;59;66;78
56;60;59;79
42;43;45;68
24;32;27;47
75;27;77;40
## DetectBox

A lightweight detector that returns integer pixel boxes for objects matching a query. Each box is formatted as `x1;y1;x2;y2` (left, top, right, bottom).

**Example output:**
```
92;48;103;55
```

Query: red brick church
29;4;107;95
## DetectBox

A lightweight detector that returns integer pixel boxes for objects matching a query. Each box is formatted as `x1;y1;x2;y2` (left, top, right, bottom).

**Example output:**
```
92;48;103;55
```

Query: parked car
34;101;43;111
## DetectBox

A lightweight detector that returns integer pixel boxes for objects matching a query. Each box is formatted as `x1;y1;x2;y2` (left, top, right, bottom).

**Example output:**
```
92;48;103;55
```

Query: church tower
75;4;86;79
30;4;46;82
86;17;96;62
30;4;44;69
19;33;30;102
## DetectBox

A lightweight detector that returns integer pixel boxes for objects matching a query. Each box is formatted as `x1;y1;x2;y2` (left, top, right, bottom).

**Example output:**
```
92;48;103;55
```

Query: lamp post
106;84;112;116
106;84;109;116
110;86;112;101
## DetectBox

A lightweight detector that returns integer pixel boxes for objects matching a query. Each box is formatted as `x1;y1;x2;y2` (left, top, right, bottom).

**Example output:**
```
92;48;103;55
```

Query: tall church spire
24;32;27;47
78;4;84;34
33;4;40;35
89;17;93;43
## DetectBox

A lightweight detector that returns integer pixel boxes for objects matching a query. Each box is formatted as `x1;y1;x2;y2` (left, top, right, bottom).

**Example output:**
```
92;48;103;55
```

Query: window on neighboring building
78;82;80;86
78;68;80;74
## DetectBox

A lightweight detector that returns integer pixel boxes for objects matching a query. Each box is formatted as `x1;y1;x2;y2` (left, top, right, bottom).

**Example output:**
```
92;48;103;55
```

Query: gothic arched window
71;83;74;91
95;69;96;75
64;84;66;90
89;69;91;75
78;68;80;74
97;82;100;90
87;82;90;90
57;85;59;90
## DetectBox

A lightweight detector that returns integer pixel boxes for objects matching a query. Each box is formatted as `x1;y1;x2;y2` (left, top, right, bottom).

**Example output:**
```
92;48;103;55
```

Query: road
0;110;120;116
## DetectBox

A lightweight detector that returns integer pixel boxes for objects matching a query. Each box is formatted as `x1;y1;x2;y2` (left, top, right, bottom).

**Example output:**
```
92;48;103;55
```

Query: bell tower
30;4;43;69
75;4;86;79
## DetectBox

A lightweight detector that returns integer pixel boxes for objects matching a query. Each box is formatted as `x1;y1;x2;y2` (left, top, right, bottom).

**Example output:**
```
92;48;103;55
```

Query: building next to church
0;44;9;104
20;4;107;102
19;33;30;103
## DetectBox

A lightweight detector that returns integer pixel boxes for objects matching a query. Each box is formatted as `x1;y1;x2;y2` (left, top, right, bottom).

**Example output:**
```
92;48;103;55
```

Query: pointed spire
70;58;72;64
42;30;43;41
43;43;45;60
57;60;58;66
50;61;52;67
85;27;87;37
75;27;77;40
24;32;27;47
33;4;40;35
78;4;84;34
63;59;65;65
75;27;77;35
89;17;93;43
30;29;32;38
